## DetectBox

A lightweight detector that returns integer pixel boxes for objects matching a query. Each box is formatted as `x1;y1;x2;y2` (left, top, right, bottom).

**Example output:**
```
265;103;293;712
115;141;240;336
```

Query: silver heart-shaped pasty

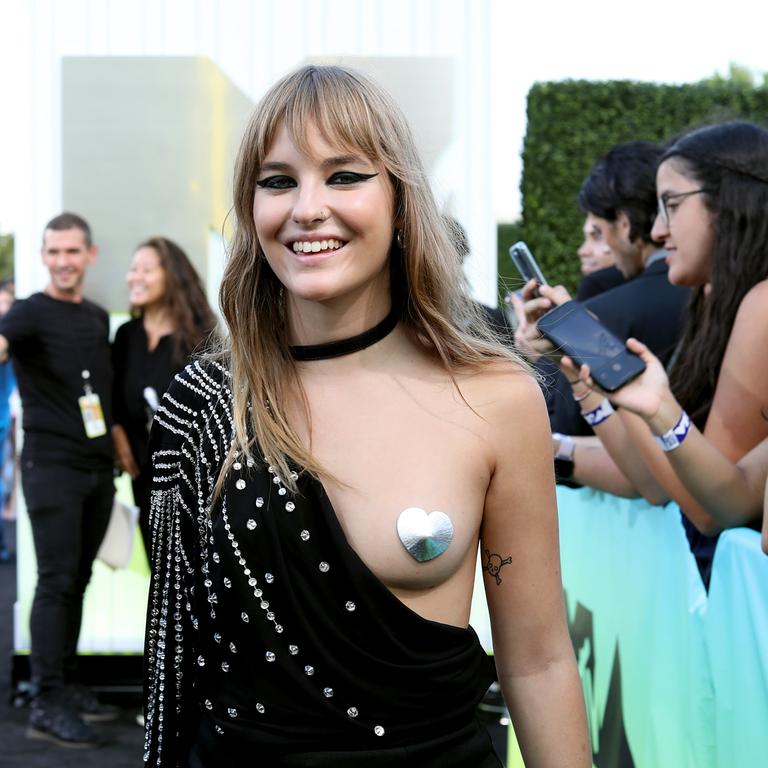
396;507;454;562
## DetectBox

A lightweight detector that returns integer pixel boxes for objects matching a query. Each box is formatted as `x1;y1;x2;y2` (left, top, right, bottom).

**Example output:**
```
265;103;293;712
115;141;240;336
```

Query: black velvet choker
289;306;400;361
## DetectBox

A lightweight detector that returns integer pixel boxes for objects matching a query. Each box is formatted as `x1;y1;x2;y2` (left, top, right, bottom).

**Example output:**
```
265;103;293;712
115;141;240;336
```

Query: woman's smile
253;122;396;310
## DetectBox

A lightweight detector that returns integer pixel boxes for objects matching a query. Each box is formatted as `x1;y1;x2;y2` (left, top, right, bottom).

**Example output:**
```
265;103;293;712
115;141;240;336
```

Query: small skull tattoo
483;549;512;586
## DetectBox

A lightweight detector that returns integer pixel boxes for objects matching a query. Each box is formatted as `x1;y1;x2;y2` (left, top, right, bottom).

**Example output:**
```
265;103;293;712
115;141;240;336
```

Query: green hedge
498;79;768;297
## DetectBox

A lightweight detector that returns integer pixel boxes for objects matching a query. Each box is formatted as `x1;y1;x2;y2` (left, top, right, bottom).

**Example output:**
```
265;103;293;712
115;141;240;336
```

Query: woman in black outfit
142;66;589;767
111;237;216;559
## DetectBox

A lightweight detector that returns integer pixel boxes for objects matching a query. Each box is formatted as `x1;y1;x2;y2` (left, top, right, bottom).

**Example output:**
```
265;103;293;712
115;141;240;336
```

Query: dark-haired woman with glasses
561;120;768;577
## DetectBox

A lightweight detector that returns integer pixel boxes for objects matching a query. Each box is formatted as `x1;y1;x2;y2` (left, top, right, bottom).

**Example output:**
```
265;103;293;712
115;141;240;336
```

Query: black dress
143;361;500;767
112;318;178;555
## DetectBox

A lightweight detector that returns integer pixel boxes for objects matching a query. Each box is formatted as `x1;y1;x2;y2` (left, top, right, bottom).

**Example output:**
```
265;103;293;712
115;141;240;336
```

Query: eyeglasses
657;188;708;226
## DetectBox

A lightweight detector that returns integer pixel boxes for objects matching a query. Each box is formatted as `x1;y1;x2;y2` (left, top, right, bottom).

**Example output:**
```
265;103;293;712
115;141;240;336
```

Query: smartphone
508;241;548;288
536;300;645;392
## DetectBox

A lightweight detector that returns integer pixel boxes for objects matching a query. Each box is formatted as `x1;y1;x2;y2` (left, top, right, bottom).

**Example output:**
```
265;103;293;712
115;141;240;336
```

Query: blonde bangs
218;64;532;501
253;67;409;181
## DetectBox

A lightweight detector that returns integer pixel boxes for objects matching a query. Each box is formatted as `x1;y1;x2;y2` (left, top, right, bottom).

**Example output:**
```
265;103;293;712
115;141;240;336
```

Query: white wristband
654;410;691;452
552;433;575;461
581;398;615;426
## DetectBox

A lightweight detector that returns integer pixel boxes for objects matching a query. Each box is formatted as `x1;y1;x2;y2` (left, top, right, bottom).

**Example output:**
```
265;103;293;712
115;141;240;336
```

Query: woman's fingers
510;290;552;326
538;284;572;306
626;337;651;359
520;278;540;301
509;291;527;328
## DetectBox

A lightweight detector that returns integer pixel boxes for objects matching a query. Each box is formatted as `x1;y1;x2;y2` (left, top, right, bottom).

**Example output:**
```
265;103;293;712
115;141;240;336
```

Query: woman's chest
293;374;492;591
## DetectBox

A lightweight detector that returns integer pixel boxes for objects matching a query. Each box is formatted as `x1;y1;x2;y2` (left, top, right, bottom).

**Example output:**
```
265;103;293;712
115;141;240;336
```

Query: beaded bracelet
572;388;592;403
581;398;615;426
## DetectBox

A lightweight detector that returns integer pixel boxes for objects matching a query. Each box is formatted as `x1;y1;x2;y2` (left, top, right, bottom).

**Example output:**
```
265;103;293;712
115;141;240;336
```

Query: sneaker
64;683;120;722
27;690;100;748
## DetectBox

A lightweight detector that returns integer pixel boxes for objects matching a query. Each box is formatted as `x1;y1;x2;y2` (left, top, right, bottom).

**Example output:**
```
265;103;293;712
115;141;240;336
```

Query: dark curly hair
664;121;768;427
132;237;217;366
578;141;663;244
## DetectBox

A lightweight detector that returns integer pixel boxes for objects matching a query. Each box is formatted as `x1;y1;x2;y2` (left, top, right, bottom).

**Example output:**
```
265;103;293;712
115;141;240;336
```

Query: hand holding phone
537;301;645;392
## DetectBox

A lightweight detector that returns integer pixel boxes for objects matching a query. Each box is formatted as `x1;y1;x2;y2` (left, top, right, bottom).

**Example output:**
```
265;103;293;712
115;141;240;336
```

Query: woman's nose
650;210;668;242
291;182;329;224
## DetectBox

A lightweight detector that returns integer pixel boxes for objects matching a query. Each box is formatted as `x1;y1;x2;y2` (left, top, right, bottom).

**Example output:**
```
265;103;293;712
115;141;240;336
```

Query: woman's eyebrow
320;154;367;168
259;155;369;174
259;161;293;173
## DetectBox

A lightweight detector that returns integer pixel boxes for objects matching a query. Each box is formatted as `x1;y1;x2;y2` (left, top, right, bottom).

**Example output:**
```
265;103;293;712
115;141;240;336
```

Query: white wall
0;0;499;305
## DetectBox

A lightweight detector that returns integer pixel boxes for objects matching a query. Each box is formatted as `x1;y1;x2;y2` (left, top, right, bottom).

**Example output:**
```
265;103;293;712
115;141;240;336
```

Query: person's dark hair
133;237;217;366
578;141;663;244
43;212;93;246
442;215;470;261
663;121;768;427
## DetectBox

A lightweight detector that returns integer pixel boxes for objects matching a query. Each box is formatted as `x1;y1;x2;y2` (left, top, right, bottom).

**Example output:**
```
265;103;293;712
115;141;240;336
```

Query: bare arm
645;401;767;528
763;483;768;555
483;373;589;767
578;326;768;532
112;423;139;479
566;433;646;499
565;384;669;504
699;282;768;461
0;334;8;364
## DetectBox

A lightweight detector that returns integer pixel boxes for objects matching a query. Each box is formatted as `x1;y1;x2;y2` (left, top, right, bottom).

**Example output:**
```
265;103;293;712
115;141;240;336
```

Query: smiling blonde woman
142;65;589;768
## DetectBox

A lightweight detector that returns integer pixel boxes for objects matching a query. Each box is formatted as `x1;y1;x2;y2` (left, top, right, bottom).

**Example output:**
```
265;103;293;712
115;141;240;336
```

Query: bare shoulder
733;279;768;328
454;360;548;453
456;359;544;416
721;278;768;367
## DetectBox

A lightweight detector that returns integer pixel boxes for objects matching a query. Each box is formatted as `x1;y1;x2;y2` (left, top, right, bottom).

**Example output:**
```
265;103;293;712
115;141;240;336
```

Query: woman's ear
616;210;631;237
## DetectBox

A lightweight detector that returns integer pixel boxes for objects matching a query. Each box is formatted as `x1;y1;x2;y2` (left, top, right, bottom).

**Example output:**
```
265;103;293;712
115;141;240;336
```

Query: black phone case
537;301;645;392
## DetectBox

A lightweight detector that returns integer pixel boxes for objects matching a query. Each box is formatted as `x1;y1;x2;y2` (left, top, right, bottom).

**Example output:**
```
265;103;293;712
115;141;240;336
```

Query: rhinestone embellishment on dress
396;507;454;562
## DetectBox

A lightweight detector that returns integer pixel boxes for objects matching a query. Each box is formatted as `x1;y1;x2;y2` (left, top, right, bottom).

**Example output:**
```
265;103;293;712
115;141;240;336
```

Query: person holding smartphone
512;141;689;470
567;336;768;554
542;122;768;580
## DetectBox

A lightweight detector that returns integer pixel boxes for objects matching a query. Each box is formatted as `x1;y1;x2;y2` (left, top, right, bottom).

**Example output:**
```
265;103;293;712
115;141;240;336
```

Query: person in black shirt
111;236;216;561
0;212;117;747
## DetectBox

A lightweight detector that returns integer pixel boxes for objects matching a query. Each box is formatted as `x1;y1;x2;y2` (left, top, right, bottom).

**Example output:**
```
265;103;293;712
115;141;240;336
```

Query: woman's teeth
292;239;343;253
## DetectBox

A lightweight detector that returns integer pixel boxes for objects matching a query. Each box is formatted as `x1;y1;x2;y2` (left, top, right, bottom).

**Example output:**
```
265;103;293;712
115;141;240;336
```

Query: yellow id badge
78;393;107;438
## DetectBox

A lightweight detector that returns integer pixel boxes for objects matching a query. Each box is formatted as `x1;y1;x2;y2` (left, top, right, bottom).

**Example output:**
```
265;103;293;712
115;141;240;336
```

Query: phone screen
538;302;645;391
548;309;626;362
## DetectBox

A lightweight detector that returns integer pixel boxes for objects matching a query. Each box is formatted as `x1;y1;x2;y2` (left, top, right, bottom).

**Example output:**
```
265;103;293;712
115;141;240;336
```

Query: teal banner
14;481;767;767
557;485;767;768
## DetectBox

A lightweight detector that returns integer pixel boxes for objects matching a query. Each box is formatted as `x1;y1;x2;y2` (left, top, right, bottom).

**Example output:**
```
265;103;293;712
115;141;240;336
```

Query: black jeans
22;460;114;691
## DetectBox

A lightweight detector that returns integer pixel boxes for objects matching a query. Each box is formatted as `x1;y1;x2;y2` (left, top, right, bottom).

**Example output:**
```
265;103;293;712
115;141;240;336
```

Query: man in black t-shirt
0;213;117;747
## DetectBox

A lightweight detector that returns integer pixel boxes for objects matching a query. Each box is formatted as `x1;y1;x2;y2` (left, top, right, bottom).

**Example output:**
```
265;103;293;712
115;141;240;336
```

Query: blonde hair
216;64;528;493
